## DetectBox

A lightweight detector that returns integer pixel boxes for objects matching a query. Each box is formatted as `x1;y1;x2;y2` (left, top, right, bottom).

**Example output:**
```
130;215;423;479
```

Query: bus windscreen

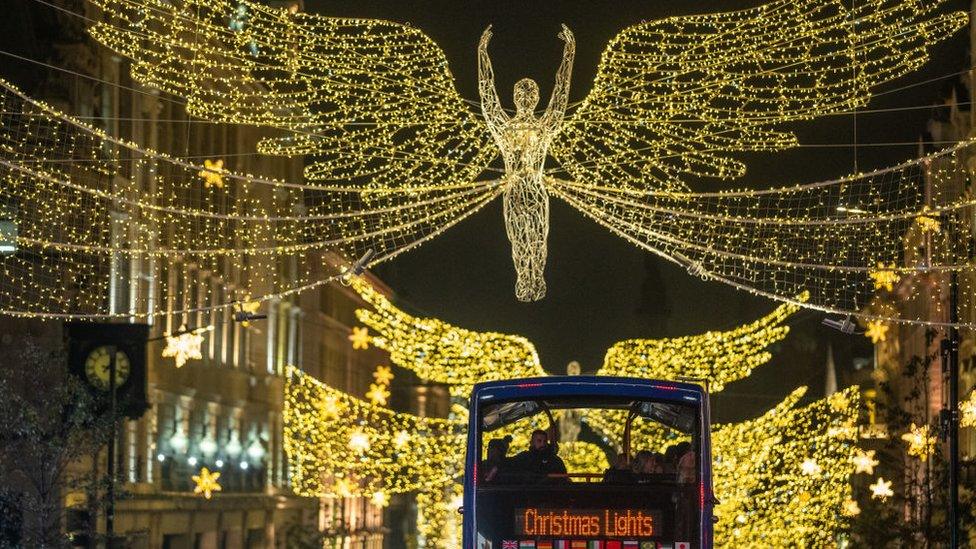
474;396;701;548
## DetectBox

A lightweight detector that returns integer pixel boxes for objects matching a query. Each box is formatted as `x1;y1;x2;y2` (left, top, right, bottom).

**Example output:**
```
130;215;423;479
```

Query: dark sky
306;0;971;421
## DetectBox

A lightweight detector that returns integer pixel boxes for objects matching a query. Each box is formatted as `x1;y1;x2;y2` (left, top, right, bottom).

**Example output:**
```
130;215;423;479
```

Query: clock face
84;346;131;391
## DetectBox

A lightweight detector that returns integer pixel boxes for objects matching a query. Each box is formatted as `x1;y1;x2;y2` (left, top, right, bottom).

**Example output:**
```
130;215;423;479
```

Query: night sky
307;0;971;421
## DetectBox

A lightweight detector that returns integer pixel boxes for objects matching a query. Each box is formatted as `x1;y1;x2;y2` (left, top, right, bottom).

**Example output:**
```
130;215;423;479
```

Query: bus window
471;393;705;547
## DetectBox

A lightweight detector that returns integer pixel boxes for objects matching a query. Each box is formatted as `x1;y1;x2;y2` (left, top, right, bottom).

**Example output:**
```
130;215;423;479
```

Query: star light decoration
901;423;936;461
869;264;901;293
348;327;371;350
161;326;210;368
852;449;879;475
870;477;894;501
192;467;222;499
284;277;862;547
961;392;976;428
198;159;226;188
365;365;393;406
864;321;889;344
842;498;862;516
72;0;974;323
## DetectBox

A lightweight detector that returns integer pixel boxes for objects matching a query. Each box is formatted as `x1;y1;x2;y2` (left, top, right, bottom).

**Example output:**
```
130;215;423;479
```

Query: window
0;201;17;255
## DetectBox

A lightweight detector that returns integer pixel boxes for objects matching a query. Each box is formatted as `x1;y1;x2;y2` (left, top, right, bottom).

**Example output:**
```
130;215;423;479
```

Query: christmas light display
80;0;971;312
161;326;213;368
870;477;894;501
282;366;463;498
351;276;797;396
350;277;545;397
0;76;500;318
900;422;936;461
961;392;976;428
598;295;804;391
278;277;861;546
852;449;879;474
192;466;222;499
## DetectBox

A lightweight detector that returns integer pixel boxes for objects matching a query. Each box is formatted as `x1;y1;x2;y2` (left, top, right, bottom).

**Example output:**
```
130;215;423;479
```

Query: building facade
0;1;451;547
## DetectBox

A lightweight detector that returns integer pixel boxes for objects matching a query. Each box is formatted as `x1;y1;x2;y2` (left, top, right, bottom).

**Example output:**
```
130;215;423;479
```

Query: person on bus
677;448;696;483
481;435;512;483
511;428;567;483
664;441;690;474
633;450;665;476
602;452;634;483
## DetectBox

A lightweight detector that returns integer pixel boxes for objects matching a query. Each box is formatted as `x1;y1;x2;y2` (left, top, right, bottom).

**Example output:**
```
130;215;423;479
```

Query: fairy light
78;0;971;310
598;295;804;391
283;366;463;497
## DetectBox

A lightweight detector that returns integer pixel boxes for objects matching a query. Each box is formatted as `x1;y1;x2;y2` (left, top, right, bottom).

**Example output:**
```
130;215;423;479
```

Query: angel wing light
83;0;971;317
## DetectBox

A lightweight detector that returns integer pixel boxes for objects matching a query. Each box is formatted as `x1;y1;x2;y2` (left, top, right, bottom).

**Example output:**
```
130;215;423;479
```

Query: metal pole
948;269;960;549
106;346;117;548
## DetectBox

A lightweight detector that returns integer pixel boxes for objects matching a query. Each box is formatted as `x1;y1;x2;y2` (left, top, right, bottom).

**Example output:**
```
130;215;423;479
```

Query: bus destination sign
515;508;661;537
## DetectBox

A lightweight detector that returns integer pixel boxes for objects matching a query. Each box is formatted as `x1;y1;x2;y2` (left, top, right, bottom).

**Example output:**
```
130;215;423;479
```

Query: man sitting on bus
510;429;567;483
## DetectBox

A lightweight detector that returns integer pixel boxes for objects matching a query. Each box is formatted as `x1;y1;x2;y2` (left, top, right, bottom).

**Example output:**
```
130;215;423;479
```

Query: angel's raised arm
478;26;508;133
543;24;575;130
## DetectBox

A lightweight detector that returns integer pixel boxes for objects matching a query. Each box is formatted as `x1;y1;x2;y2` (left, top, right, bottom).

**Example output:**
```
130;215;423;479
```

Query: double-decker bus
462;377;713;549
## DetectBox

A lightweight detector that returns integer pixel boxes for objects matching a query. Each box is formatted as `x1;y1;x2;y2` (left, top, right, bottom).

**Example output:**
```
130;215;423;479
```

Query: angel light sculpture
478;24;575;300
35;0;971;316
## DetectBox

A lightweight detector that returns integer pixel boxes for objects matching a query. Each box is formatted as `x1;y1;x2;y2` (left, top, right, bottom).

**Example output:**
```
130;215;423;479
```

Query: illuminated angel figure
478;24;574;300
87;0;968;308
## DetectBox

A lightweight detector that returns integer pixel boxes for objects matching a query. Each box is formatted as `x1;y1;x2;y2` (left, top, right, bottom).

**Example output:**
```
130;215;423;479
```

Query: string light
842;498;862;516
598;295;803;391
283;366;462;498
192;467;222;499
81;0;969;308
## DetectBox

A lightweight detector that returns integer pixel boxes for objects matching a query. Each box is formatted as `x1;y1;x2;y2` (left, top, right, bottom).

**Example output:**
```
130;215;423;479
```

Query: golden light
365;382;390;406
192;467;222;499
801;458;822;476
901;423;936;461
348;327;371;350
869;264;900;292
198;159;226;189
373;365;395;385
842;499;861;516
371;491;390;507
852;449;879;475
348;429;370;454
869;477;894;501
961;392;976;428
864;321;889;344
161;326;212;368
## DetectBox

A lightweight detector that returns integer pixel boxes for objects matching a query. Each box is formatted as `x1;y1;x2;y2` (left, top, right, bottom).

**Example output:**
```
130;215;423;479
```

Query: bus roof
471;376;707;403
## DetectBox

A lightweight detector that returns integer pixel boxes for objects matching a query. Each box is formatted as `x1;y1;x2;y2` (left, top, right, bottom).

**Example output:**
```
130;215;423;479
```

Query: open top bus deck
463;376;713;549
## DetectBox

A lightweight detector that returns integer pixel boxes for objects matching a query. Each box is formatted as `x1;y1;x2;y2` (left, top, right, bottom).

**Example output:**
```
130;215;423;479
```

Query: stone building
0;0;450;546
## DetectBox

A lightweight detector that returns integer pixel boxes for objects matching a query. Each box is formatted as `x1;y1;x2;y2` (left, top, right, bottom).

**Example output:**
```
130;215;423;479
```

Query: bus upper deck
463;376;713;549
